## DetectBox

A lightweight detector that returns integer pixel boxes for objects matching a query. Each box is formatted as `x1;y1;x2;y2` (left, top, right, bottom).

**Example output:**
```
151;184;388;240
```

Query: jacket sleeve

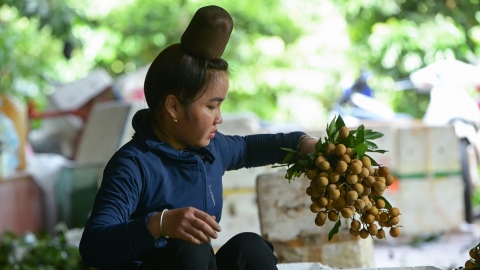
79;152;166;268
217;131;306;171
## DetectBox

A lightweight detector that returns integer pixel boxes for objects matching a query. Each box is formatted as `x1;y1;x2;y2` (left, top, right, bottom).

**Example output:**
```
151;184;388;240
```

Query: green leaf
281;147;298;153
372;196;393;209
315;138;324;153
366;149;388;154
364;130;384;140
283;152;294;163
354;143;368;158
364;154;379;166
335;115;346;129
364;140;378;150
328;219;341;241
326;116;337;138
356;125;365;144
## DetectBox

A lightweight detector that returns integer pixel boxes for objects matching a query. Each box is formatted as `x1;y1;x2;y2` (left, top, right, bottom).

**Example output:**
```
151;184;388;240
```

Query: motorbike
404;59;480;224
331;61;480;223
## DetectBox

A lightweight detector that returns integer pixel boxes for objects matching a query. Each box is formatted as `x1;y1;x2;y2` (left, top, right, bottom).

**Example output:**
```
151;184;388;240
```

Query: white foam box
256;171;375;268
392;125;461;177
381;174;464;236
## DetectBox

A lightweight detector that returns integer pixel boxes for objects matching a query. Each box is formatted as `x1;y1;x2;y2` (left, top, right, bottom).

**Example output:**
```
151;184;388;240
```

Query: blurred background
1;0;480;269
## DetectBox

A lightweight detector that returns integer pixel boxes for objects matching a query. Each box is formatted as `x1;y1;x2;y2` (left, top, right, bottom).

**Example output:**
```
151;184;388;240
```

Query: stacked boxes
256;171;375;268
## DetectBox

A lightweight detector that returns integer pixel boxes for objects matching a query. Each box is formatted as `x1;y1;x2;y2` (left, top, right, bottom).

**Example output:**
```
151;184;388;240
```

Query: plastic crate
55;163;105;228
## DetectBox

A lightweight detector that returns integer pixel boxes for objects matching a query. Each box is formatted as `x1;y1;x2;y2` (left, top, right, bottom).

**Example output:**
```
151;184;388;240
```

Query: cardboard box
381;175;464;236
256;171;375;268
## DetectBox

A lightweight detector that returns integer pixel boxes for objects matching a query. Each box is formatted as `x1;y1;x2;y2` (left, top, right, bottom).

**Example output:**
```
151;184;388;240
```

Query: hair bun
181;5;233;59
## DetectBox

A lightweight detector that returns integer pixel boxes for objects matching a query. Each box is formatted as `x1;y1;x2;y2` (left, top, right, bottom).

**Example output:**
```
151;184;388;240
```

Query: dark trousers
138;232;278;270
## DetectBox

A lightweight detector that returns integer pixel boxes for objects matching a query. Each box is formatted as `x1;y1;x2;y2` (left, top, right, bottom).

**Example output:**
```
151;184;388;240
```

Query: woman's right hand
156;207;222;245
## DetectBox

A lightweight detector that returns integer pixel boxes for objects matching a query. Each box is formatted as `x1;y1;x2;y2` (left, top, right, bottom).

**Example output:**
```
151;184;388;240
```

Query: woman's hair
144;43;229;113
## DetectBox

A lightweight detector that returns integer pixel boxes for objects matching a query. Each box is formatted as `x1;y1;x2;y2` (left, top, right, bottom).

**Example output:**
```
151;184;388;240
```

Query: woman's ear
164;94;178;118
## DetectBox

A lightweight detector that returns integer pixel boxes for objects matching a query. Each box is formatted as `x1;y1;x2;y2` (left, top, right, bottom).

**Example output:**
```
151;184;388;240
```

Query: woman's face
174;71;228;148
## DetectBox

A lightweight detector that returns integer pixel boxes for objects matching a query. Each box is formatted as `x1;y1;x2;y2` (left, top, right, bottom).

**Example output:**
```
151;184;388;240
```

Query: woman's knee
228;232;274;251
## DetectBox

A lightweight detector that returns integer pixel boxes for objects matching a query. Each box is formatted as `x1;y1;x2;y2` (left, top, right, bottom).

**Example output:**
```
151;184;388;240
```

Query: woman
79;5;318;270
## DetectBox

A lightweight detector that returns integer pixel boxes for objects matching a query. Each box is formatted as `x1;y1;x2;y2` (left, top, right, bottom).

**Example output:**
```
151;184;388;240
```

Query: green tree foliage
331;0;480;118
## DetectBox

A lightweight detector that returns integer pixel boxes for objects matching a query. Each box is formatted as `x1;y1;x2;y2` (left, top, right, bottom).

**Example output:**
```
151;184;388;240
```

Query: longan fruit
351;219;361;231
329;172;341;183
346;190;357;201
377;176;386;183
349;228;360;237
378;166;390;177
388;216;400;226
350;163;362;175
376;229;386;239
335;144;347;156
311;196;317;203
345;147;354;156
319;172;329;178
311;188;321;198
310;202;322;213
315;218;326;226
315;176;329;187
306;169;318;180
319;161;330;171
364;214;375;224
341;154;351;164
317;197;329;208
376;199;386;209
363;202;372;211
364;176;376;187
327;183;337;191
361;156;372;168
354;199;366;210
368;224;378;236
368;166;375;176
341;207;354;218
315;185;325;194
385;175;395;186
315;155;326;169
326;144;335;154
470;248;480;260
359;167;370;178
359;229;370;239
465;259;476;269
373;181;386;192
334;197;347;208
339;126;349;138
317;211;327;221
306;186;312;196
328;210;339;221
326;199;335;211
335;161;348;173
389;227;400;237
346;174;359;185
329;189;340;201
389;207;400;217
368;206;379;216
380;212;389;222
352;183;364;194
361;186;371;197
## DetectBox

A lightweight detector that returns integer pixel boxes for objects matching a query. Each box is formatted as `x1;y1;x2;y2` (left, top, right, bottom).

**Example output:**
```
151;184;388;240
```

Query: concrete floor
372;221;480;269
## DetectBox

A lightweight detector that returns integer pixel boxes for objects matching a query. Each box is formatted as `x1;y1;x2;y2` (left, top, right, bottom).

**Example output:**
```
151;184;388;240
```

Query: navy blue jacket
79;109;305;268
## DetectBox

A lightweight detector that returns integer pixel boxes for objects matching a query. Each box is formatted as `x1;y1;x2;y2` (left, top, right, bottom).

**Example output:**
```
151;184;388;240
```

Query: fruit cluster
280;115;402;240
464;244;480;269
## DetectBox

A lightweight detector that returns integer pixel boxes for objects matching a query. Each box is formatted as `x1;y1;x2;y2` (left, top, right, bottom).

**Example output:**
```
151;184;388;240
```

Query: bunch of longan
464;245;480;269
307;125;402;240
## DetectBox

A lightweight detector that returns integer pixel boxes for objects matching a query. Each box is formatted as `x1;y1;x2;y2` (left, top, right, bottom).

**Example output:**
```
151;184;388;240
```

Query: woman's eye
208;106;216;110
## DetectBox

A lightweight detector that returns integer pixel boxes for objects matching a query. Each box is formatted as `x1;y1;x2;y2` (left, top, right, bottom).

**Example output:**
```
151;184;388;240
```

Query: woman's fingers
165;207;221;244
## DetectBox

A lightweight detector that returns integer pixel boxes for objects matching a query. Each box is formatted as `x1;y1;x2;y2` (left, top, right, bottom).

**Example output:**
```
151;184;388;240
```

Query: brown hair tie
181;5;234;60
